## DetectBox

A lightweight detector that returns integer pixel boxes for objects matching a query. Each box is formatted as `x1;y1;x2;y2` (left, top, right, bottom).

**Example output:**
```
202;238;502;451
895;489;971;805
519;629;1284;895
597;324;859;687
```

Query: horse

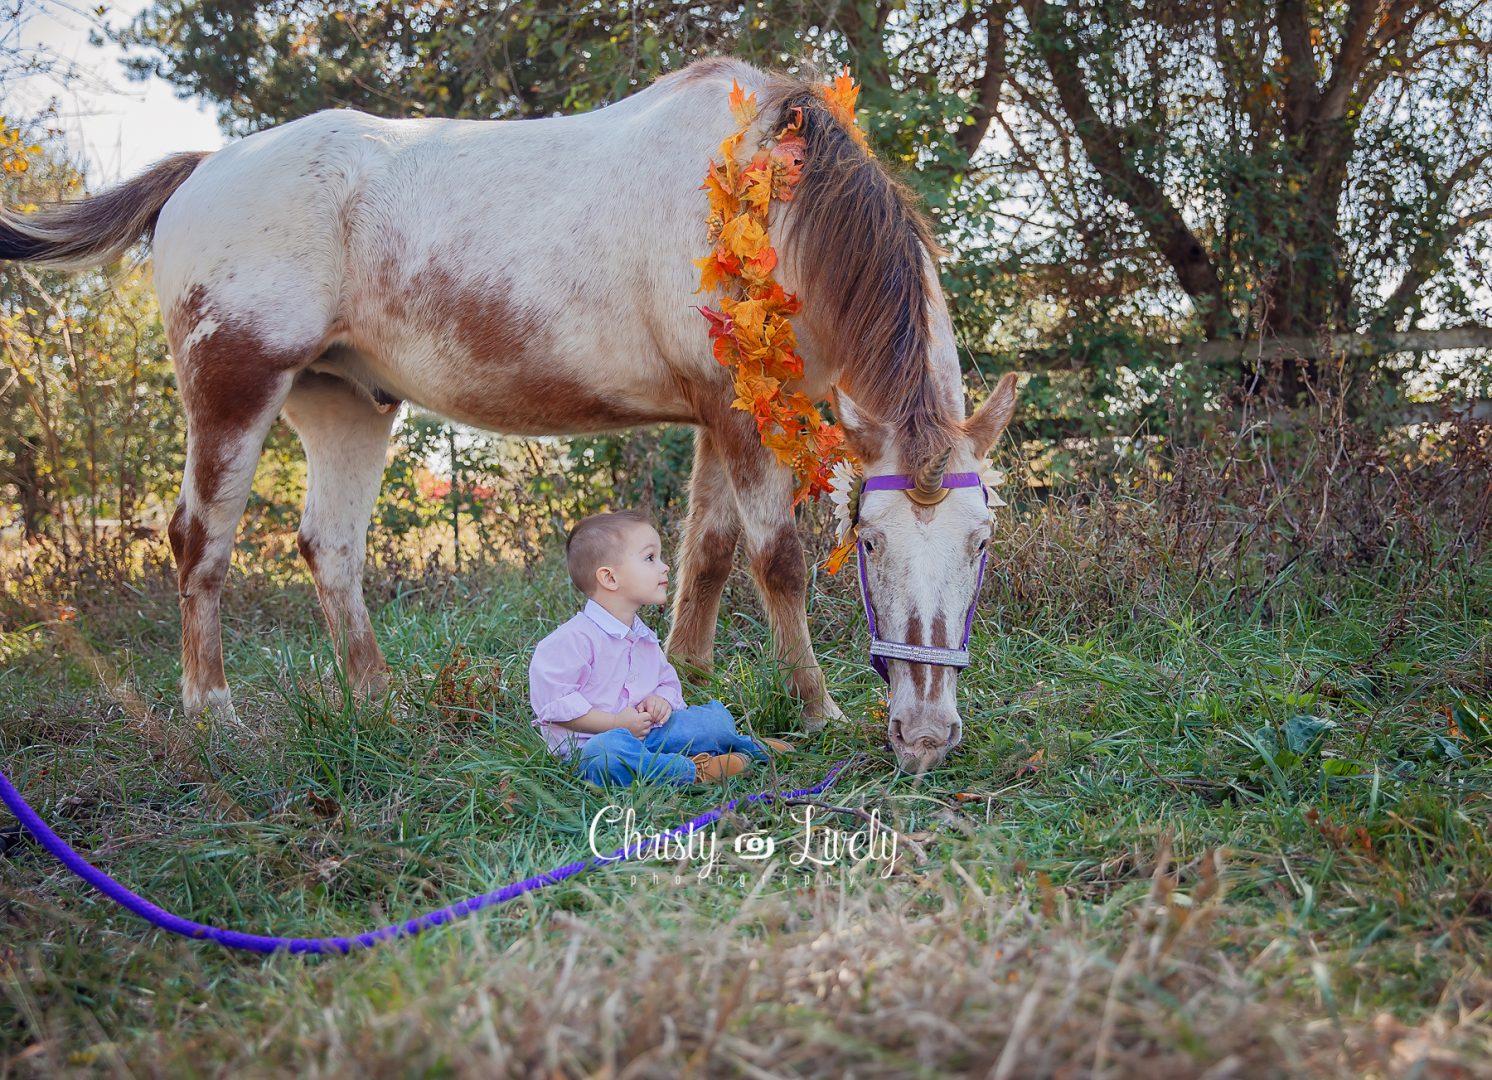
0;55;1019;773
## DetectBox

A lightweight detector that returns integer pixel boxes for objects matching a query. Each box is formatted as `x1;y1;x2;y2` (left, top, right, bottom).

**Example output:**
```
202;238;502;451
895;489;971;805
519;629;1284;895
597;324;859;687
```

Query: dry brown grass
13;851;1487;1078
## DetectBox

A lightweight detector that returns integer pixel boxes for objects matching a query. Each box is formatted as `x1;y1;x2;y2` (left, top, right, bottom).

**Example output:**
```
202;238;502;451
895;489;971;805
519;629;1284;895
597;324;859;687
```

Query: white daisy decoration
979;462;1009;509
827;458;861;543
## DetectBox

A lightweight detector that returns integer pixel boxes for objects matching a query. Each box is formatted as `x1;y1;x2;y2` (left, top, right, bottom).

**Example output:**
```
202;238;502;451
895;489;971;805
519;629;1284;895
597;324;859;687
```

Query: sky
9;0;226;184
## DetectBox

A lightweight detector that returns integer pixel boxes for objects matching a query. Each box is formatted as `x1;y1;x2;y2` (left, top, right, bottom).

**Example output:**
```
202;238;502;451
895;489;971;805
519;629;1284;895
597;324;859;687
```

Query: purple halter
853;471;990;683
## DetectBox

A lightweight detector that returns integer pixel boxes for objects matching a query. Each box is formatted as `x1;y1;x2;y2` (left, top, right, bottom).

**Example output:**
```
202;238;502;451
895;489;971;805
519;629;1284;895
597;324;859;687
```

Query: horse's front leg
666;426;743;681
711;415;843;732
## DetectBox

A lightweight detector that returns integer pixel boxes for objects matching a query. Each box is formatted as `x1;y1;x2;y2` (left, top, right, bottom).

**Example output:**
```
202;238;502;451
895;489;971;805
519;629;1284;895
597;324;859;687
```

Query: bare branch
1019;0;1226;336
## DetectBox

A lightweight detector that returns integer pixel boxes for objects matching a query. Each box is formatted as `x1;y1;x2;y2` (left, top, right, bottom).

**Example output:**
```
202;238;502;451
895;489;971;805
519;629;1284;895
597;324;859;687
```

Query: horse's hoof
351;668;391;701
800;694;844;733
185;686;239;728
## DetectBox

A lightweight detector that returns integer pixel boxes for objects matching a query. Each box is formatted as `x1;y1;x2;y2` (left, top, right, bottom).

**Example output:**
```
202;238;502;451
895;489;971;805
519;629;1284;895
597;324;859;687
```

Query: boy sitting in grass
529;508;786;786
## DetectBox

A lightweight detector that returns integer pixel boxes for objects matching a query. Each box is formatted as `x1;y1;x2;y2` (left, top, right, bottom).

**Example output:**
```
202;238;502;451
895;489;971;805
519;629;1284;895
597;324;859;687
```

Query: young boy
529;509;779;786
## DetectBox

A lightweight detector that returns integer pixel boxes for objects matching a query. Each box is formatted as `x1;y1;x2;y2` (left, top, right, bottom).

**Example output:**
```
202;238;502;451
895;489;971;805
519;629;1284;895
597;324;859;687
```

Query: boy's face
598;524;669;607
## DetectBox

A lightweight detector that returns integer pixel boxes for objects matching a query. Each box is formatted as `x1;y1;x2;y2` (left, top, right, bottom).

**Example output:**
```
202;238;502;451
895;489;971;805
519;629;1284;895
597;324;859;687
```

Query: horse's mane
759;68;961;470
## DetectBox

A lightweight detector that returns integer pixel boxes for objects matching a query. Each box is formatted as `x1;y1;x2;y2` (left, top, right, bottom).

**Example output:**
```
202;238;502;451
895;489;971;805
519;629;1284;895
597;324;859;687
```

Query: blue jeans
572;699;767;787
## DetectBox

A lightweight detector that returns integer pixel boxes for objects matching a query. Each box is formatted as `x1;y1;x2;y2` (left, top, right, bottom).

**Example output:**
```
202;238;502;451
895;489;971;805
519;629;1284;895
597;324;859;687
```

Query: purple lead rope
0;757;854;955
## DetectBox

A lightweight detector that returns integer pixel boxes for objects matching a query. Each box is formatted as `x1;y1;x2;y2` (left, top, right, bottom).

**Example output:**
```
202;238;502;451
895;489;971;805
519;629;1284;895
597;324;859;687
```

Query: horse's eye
862;539;875;554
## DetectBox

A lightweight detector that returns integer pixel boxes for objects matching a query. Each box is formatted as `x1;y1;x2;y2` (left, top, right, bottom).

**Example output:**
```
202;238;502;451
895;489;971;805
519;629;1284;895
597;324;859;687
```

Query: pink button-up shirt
528;599;688;755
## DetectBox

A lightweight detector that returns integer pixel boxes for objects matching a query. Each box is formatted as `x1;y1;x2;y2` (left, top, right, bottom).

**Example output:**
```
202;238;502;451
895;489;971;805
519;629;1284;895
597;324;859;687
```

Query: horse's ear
964;372;1020;458
831;384;889;462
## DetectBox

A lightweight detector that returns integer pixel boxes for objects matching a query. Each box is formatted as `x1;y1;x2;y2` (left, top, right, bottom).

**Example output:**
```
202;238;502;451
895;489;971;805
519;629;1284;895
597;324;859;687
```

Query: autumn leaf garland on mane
693;69;869;572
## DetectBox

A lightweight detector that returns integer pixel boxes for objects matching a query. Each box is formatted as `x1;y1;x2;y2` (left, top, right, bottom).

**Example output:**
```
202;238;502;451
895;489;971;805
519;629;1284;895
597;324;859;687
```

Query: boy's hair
565;509;656;596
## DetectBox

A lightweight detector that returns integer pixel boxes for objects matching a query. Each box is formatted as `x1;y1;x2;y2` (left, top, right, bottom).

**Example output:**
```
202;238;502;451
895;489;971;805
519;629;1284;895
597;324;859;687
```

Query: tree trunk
1260;0;1384;400
4;439;49;542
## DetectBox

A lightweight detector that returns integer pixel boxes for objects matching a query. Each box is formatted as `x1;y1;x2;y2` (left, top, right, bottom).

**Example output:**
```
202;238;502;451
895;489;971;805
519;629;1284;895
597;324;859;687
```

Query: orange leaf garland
695;75;871;515
719;212;769;260
728;80;758;127
820;67;870;153
824;539;856;575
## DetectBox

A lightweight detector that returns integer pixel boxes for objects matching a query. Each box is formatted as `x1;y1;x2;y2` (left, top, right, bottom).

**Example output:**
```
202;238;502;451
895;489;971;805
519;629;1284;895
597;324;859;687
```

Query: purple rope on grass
0;757;854;955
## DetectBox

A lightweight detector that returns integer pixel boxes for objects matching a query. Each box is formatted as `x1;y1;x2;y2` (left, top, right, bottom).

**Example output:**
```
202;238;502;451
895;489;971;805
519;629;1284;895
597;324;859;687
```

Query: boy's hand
615;707;654;738
638;695;673;725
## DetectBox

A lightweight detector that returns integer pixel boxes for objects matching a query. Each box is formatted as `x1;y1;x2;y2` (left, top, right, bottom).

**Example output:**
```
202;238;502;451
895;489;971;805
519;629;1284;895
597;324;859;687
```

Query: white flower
979;462;1009;509
828;459;861;542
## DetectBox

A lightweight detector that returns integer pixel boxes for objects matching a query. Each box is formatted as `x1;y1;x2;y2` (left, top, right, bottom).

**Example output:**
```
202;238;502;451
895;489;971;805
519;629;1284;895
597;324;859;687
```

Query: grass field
2;487;1491;1077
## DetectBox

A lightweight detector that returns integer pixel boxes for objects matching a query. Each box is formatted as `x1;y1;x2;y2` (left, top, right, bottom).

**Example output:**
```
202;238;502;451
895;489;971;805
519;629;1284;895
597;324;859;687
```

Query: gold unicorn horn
908;446;952;505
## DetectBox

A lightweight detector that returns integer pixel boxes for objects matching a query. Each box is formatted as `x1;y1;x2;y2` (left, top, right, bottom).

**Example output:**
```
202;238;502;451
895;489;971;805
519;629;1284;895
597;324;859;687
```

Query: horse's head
834;371;1019;773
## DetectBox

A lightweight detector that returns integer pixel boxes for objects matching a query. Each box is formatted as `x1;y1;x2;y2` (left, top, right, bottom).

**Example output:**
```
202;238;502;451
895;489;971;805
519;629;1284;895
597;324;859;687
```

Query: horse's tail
0;151;211;270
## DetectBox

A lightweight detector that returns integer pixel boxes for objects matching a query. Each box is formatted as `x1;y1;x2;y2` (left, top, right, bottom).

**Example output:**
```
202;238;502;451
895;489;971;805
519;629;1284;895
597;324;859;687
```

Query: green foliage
6;0;1492;556
372;416;696;559
565;424;697;521
0;117;185;559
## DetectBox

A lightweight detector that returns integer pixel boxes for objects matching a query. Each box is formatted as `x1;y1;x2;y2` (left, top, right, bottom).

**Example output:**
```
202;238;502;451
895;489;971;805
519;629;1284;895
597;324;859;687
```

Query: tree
3;3;188;549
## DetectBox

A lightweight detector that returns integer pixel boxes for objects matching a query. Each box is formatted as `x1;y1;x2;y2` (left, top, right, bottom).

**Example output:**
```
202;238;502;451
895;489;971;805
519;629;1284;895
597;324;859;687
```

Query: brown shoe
759;737;795;754
690;752;750;782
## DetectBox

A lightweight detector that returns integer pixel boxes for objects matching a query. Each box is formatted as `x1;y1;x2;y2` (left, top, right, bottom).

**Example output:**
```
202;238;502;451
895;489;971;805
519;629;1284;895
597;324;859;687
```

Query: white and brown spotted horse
0;56;1019;772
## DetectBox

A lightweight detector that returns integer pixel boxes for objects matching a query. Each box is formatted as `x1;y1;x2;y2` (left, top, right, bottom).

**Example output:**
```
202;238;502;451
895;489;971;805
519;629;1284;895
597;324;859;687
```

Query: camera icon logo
734;832;776;860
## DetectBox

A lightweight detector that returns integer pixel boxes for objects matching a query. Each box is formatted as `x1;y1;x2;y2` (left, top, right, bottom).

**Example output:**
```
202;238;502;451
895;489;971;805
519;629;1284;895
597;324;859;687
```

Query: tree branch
1019;0;1227;336
1276;0;1321;140
1378;202;1492;328
1355;1;1440;108
955;2;1012;160
1318;0;1378;123
1404;34;1492;69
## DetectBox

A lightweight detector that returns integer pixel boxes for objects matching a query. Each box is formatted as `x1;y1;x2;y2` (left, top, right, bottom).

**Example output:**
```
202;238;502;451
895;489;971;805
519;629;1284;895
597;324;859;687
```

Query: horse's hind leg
281;373;396;696
167;353;296;724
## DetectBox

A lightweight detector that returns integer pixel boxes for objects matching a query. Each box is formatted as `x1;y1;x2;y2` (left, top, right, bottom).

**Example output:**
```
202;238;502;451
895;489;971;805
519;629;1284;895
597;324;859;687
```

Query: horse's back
152;59;795;432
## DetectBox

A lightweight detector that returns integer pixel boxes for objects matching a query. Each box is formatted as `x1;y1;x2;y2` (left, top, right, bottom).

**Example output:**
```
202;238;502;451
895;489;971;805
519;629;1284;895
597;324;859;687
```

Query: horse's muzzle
889;715;961;773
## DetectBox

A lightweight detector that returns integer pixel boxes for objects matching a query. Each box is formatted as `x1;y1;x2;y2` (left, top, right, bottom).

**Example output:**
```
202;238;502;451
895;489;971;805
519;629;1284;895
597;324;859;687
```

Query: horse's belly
335;135;715;435
335;308;700;435
404;355;698;435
